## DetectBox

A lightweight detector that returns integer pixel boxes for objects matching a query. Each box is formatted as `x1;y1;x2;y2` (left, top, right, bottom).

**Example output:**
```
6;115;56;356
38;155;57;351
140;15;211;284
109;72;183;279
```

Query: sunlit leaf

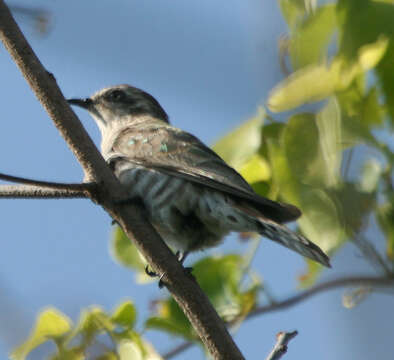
316;97;342;187
268;63;333;112
212;108;265;169
78;307;114;344
278;0;307;29
118;341;143;360
239;153;271;184
359;159;382;192
289;4;337;69
111;301;137;329
357;35;389;70
11;308;72;360
337;0;394;122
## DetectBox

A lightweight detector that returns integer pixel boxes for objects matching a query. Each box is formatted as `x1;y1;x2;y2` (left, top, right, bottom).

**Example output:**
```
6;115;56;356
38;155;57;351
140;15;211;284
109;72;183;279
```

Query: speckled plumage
68;85;330;267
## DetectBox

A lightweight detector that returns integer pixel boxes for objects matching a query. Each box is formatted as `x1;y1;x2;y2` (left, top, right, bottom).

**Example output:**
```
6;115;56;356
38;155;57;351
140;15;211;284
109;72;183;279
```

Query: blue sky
0;1;393;359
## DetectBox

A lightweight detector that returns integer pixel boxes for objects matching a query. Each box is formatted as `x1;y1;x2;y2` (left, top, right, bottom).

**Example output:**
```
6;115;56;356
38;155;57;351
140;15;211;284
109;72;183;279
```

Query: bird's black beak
67;98;93;110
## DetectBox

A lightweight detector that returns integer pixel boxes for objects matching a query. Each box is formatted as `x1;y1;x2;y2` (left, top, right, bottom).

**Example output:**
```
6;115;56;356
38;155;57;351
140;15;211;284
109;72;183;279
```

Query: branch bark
0;2;244;359
265;331;298;360
0;185;87;198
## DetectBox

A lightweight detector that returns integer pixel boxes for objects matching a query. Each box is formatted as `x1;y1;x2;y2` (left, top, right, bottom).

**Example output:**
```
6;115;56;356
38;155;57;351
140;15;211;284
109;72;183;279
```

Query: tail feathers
258;218;331;267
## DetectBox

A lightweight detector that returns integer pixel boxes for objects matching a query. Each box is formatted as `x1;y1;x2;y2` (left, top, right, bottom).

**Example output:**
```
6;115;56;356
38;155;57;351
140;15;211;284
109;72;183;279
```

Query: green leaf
298;188;344;256
283;113;327;186
267;60;344;112
330;182;376;237
289;4;337;69
357;35;389;70
265;130;300;204
377;201;394;260
78;307;115;344
315;97;342;187
278;0;307;29
361;87;385;127
359;159;382;192
11;308;72;360
117;341;143;360
337;0;394;122
50;347;85;360
95;353;118;360
238;153;271;184
212;108;265;169
269;36;388;113
111;301;137;329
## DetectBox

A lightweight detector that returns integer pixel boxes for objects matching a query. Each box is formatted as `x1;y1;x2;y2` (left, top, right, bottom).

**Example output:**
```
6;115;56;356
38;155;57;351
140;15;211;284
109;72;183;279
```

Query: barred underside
116;164;330;267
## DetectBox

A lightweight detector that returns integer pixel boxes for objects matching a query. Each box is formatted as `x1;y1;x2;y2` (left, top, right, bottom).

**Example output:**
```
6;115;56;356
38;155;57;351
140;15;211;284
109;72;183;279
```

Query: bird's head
68;84;169;132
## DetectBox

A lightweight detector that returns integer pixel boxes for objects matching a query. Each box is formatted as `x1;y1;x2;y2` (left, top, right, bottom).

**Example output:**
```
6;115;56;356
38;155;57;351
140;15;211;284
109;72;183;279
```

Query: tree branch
0;171;92;190
247;275;394;318
0;2;244;359
265;331;298;360
0;185;87;198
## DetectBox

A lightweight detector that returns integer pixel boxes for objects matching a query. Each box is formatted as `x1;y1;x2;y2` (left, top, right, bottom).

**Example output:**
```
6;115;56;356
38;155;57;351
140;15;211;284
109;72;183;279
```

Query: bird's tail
257;218;331;267
234;201;331;267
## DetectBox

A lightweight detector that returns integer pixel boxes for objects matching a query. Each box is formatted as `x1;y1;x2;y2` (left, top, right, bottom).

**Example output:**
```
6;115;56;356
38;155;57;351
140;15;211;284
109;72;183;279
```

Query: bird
68;84;330;268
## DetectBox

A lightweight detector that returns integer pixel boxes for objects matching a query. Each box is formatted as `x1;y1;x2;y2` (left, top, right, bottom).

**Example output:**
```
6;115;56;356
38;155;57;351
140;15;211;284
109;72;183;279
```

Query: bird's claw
145;252;194;288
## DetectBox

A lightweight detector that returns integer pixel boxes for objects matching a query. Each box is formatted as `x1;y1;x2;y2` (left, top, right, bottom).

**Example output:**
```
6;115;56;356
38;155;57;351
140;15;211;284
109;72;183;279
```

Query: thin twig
162;341;193;360
278;35;290;77
248;275;394;318
265;331;298;360
353;234;392;275
0;185;87;198
0;172;92;191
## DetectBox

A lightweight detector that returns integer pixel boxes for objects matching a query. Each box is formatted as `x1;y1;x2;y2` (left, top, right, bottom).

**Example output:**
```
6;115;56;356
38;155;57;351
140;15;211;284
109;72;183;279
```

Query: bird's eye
108;90;126;102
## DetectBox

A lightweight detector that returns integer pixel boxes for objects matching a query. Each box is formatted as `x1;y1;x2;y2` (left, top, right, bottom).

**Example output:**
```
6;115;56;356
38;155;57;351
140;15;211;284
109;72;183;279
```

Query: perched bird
68;85;330;268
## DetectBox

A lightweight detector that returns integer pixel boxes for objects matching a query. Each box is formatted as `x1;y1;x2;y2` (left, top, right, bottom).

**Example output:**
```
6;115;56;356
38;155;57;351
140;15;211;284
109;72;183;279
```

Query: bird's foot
175;250;189;265
145;265;166;288
145;251;194;288
145;264;158;278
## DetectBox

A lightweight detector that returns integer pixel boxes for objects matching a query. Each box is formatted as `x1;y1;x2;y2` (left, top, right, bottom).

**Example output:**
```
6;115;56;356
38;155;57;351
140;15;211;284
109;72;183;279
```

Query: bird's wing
109;124;301;223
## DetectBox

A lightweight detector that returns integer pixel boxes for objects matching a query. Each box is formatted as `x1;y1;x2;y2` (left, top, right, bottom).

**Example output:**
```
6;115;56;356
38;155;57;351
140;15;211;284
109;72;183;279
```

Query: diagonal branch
0;2;244;359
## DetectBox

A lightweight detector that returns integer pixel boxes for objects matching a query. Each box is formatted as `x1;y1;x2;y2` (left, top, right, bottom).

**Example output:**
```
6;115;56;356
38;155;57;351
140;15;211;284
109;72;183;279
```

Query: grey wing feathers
110;125;301;223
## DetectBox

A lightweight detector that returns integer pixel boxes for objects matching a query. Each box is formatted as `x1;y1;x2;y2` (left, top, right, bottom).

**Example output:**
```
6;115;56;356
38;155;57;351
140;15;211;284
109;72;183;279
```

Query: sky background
0;1;393;359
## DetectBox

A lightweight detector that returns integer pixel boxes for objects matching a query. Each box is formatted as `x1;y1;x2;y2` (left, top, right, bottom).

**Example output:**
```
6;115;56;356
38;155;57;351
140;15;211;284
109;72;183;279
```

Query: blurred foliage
267;0;394;284
11;302;162;360
14;0;394;358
